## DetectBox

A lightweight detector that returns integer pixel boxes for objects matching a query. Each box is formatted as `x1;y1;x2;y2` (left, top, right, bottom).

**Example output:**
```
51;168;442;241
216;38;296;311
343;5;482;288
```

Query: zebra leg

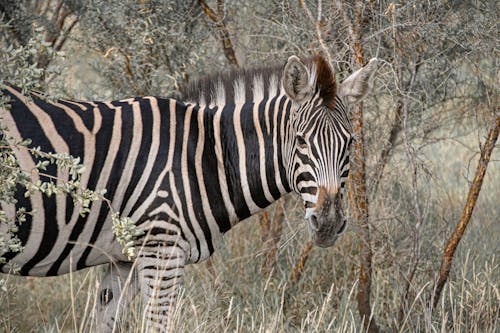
95;262;139;332
137;243;186;332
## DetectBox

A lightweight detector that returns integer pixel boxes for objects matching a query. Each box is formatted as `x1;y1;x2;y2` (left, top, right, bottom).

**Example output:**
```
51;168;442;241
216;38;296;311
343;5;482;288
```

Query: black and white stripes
0;54;378;331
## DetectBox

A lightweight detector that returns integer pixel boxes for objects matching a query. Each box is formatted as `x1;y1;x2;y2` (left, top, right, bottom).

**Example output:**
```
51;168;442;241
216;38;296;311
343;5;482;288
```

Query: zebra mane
181;62;283;106
181;55;335;107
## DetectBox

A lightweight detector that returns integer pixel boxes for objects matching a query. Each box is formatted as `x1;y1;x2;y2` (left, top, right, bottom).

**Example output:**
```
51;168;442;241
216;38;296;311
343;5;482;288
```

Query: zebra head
282;55;378;247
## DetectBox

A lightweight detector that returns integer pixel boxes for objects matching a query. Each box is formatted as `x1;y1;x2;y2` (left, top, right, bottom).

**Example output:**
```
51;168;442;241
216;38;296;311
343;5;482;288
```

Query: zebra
0;54;378;332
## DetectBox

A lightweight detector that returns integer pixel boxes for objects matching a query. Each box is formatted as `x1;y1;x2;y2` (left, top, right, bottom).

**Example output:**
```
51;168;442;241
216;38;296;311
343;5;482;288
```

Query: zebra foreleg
95;262;139;333
137;243;186;333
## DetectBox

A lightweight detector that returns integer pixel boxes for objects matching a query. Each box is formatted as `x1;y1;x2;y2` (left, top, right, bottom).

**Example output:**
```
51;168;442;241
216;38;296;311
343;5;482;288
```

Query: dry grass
1;132;499;333
0;197;498;332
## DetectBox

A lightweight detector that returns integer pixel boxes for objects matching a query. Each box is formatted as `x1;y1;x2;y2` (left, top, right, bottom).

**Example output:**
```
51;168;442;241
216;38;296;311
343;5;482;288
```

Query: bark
431;114;499;308
348;101;379;333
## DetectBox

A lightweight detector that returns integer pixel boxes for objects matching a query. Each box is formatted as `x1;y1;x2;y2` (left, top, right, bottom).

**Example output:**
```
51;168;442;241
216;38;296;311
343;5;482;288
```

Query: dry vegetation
1;0;499;332
1;186;498;332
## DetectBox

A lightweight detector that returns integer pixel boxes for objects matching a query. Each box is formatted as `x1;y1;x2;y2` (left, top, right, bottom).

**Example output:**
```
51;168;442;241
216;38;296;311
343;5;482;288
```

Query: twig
334;0;363;64
103;48;142;95
370;101;403;196
370;19;422;198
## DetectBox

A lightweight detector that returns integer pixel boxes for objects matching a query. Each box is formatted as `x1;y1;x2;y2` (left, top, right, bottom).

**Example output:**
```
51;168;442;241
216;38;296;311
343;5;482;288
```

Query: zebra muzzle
308;187;347;248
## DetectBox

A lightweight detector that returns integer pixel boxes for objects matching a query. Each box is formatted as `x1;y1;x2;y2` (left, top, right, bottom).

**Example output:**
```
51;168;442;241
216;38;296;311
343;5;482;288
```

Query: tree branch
370;35;422;198
53;16;79;52
37;1;79;69
298;0;333;64
431;114;499;308
348;101;380;333
370;101;403;196
198;0;238;66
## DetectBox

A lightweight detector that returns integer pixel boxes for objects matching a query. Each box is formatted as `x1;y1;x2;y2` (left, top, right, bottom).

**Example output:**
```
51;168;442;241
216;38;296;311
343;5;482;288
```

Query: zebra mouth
307;216;345;248
307;213;347;244
310;229;338;248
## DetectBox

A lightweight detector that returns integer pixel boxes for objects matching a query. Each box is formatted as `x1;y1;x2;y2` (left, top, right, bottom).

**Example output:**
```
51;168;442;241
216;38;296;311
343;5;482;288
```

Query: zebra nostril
310;215;320;230
337;220;347;234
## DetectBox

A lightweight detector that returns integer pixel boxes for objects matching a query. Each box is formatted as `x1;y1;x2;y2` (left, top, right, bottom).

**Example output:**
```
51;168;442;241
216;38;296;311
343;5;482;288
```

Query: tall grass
0;194;498;332
1;131;498;333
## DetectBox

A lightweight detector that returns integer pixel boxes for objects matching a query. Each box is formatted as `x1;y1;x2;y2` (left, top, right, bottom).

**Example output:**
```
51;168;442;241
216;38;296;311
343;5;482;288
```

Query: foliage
0;22;61;268
63;0;207;97
0;14;141;270
111;213;144;260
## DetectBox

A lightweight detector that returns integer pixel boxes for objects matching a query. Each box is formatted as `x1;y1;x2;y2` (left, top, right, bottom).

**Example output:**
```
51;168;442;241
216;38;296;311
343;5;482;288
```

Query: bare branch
298;0;333;64
370;102;403;195
431;114;499;308
397;59;425;325
334;0;364;64
37;2;79;69
53;16;79;52
198;0;238;66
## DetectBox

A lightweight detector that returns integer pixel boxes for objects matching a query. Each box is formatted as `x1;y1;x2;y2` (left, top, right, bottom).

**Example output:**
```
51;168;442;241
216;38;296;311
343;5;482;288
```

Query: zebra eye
296;134;308;149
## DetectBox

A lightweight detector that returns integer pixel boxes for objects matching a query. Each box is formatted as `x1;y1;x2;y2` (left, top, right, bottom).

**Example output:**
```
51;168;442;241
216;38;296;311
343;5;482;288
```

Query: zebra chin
307;216;347;248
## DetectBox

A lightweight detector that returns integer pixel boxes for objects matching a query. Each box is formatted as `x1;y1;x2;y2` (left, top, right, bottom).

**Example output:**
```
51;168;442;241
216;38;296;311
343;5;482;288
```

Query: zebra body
0;55;378;331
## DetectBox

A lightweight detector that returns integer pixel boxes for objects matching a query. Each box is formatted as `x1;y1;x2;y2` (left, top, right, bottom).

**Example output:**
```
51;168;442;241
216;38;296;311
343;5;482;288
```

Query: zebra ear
282;56;312;103
339;58;378;103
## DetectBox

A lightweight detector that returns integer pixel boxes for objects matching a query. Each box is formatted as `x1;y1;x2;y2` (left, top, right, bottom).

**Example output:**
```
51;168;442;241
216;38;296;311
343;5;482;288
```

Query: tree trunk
348;101;379;333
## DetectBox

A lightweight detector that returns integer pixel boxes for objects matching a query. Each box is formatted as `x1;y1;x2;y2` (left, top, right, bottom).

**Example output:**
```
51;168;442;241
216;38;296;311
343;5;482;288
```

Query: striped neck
206;94;293;225
182;64;299;225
